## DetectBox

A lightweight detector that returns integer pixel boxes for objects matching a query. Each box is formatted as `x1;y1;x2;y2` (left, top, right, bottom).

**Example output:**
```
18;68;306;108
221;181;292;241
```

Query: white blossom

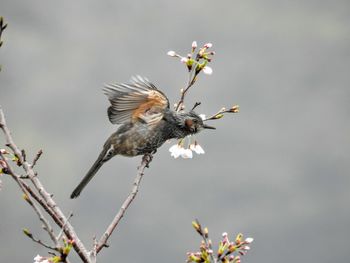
203;66;213;75
204;43;213;48
167;50;176;57
245;237;254;244
190;143;205;155
169;144;185;159
199;114;206;120
34;255;43;262
34;255;51;263
181;148;193;159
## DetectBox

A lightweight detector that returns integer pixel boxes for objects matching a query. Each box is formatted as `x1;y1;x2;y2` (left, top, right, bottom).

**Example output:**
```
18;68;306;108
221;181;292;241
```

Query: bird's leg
142;153;153;168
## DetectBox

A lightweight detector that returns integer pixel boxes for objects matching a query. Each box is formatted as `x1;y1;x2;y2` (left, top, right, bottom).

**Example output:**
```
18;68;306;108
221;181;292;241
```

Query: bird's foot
142;153;153;168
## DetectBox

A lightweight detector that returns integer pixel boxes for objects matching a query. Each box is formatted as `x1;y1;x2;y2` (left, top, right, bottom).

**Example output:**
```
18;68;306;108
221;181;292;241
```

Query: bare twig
32;149;43;168
21;149;27;162
23;229;59;252
175;72;198;112
95;153;153;253
56;212;73;241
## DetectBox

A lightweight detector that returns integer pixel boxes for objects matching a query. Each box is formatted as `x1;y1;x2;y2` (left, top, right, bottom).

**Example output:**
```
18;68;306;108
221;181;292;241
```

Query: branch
23;228;59;252
32;149;43;168
95;153;152;253
0;106;92;263
0;152;58;246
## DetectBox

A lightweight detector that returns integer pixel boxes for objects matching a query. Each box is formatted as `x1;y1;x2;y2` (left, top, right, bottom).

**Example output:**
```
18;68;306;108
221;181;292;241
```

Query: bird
70;76;215;198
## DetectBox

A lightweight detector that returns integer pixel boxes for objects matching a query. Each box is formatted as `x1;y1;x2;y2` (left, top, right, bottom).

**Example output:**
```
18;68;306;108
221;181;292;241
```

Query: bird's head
178;111;215;135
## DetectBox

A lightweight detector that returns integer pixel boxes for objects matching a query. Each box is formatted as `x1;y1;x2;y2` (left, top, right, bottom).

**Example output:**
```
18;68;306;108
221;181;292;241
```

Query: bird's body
70;76;214;198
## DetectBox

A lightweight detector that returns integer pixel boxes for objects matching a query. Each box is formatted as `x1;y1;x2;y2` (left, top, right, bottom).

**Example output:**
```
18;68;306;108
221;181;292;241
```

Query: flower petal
203;66;213;75
181;148;193;159
190;143;205;154
169;144;183;158
167;50;176;57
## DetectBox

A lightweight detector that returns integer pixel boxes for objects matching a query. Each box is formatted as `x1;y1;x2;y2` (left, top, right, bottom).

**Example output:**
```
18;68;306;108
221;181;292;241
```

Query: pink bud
181;57;189;64
204;43;213;48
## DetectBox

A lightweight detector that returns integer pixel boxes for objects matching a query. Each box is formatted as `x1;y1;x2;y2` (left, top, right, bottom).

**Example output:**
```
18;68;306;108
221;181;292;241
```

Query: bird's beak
203;124;216;130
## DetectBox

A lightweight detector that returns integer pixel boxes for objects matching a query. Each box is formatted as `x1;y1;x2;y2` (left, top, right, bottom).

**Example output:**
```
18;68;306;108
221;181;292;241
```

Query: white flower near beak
169;144;185;159
190;143;205;154
181;148;193;159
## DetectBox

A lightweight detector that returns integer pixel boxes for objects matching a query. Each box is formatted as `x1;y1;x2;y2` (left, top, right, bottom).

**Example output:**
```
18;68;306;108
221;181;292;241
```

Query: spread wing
103;76;169;125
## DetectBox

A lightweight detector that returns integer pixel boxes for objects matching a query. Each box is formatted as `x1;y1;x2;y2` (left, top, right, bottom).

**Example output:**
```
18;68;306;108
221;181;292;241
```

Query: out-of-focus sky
1;1;349;262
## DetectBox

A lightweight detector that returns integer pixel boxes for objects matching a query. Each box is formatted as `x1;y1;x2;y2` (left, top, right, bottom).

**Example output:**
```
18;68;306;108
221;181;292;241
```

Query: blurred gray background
1;1;349;262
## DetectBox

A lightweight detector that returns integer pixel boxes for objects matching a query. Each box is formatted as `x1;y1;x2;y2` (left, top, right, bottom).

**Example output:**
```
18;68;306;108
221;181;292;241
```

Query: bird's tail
70;146;110;199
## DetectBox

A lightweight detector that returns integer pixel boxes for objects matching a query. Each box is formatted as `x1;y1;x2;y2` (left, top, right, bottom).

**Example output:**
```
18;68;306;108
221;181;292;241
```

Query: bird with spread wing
70;76;214;198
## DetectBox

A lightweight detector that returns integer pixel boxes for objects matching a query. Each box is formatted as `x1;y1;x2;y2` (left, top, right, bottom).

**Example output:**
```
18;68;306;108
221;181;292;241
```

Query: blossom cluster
166;41;239;160
167;41;215;75
188;220;253;263
169;140;205;159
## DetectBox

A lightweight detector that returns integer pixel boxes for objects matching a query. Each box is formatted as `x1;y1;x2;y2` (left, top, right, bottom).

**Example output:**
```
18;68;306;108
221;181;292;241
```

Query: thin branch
0;152;58;246
0;106;92;263
203;105;240;121
175;72;198;112
23;229;59;252
21;149;27;162
56;212;73;241
32;149;43;168
95;153;153;253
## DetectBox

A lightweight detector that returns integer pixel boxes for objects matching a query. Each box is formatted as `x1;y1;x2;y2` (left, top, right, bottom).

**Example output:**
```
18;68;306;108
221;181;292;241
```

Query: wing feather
103;76;169;125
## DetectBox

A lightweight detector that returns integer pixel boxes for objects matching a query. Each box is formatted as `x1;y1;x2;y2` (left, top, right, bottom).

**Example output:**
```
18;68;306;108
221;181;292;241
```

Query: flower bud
230;105;240;113
192;221;201;232
22;193;30;201
235;233;243;244
192;41;197;49
203;227;209;238
181;57;189;64
214;114;224;119
0;149;9;154
23;228;32;238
